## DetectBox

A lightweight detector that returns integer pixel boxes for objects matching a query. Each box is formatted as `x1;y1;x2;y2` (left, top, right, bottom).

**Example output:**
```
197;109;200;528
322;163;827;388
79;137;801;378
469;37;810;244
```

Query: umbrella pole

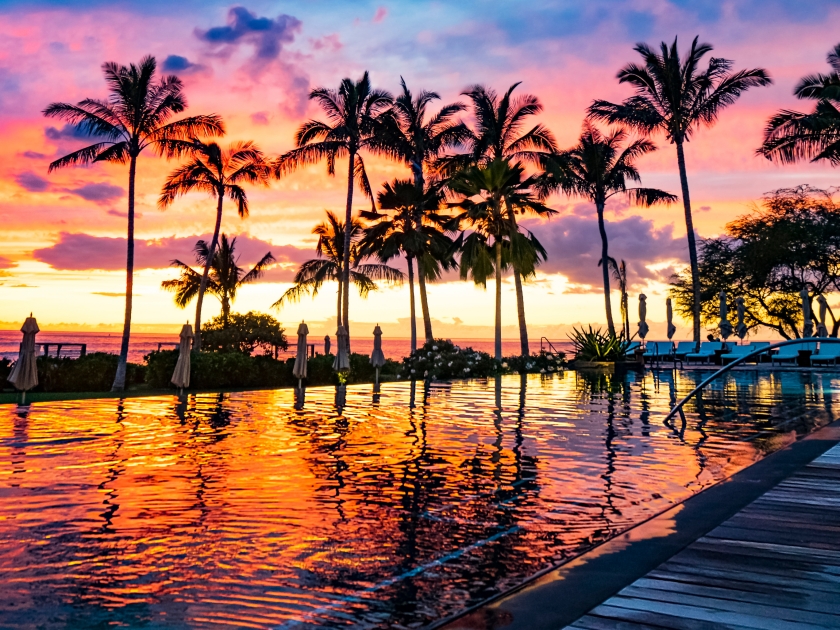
298;378;302;392
375;368;380;387
20;391;25;405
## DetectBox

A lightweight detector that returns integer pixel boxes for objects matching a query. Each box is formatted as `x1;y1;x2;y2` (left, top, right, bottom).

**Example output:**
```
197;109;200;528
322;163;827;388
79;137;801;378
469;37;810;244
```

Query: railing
665;338;840;423
38;343;86;359
540;337;563;355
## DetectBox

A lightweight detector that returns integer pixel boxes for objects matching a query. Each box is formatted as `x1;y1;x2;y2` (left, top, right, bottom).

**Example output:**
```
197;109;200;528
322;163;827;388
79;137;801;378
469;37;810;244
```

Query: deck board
565;443;840;630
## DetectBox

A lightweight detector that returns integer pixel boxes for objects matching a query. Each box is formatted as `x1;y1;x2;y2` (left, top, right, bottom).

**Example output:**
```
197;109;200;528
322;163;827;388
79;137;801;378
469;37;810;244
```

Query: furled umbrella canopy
801;288;814;337
735;297;748;340
666;298;676;340
817;296;829;338
718;291;733;340
324;335;331;355
171;323;193;389
8;315;39;397
293;322;309;381
332;326;350;372
637;294;649;340
370;325;386;369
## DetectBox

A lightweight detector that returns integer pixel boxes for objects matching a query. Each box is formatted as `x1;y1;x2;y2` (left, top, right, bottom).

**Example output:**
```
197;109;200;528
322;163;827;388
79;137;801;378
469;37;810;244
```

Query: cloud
250;111;270;125
10;284;36;288
161;54;207;75
21;151;45;159
0;256;16;270
45;124;94;141
91;292;128;297
310;34;341;52
372;6;387;22
32;232;312;274
15;171;50;192
196;6;301;65
66;182;124;204
524;210;687;291
698;205;712;212
107;208;142;219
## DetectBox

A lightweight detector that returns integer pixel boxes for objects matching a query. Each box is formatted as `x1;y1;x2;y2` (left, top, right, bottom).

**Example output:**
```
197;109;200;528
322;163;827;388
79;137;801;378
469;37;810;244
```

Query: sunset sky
0;0;837;338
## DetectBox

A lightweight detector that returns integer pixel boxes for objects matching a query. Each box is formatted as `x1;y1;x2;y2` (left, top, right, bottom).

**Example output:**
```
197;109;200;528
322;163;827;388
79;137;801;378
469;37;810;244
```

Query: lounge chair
623;341;641;359
643;341;673;362
771;341;817;365
685;342;725;364
721;341;770;364
674;341;696;359
812;342;840;365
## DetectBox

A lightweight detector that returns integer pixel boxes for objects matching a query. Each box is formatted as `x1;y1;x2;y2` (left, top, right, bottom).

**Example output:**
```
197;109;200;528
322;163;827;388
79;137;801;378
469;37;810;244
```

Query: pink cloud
373;7;388;23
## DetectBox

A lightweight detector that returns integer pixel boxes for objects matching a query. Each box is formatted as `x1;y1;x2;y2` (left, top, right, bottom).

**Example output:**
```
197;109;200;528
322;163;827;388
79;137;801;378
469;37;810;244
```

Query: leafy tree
273;211;403;325
449;159;554;359
760;43;840;165
161;234;275;327
43;55;224;390
201;311;287;355
588;36;771;345
360;180;456;351
541;124;676;335
159;140;270;350
276;72;393;340
670;186;840;339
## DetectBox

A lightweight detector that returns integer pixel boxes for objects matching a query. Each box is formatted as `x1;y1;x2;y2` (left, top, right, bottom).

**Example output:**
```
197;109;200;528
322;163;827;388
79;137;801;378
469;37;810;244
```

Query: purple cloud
15;171;50;192
250;111;270;125
0;255;16;269
21;151;45;159
196;7;301;64
67;183;124;204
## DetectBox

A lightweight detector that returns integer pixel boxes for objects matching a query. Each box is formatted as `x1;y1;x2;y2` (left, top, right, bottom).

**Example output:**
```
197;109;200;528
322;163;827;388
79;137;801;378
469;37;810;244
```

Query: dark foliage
201;311;288;355
34;353;145;392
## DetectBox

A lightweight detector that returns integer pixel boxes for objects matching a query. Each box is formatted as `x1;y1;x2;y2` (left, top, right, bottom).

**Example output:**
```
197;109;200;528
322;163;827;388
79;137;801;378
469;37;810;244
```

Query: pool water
1;370;837;629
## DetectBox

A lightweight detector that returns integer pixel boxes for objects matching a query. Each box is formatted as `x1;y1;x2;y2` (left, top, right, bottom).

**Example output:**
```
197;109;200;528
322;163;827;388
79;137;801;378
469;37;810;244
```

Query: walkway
564;443;840;630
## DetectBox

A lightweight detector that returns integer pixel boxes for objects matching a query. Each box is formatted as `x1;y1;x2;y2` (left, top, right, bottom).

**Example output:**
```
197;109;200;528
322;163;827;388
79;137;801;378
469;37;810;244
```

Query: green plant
35;353;145;392
568;326;631;362
502;351;566;374
201;311;287;355
145;350;292;389
401;339;496;380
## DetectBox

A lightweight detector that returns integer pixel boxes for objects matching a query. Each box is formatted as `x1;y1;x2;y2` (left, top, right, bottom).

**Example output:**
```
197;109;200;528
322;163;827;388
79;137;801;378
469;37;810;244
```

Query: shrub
145;350;293;389
502;350;566;374
202;311;288;355
401;339;496;380
0;358;12;387
34;353;145;392
569;326;631;361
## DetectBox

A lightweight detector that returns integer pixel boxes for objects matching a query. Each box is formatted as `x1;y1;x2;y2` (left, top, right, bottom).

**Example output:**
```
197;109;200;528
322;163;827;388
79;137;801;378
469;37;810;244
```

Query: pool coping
431;419;840;630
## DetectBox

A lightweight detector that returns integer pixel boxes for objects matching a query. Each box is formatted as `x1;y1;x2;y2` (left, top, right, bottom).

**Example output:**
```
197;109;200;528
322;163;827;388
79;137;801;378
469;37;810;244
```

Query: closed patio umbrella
370;324;386;387
171;323;193;391
735;297;748;340
718;291;733;341
293;321;309;389
333;325;349;372
637;294;649;341
8;314;39;404
324;335;331;355
666;298;676;340
817;296;829;337
801;288;813;337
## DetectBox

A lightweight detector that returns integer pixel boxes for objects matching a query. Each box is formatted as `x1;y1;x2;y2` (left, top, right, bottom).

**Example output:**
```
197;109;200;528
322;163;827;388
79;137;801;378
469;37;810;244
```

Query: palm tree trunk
222;296;230;328
597;202;616;336
407;255;417;353
494;240;502;361
336;277;343;331
676;141;701;347
513;270;528;356
194;193;224;351
342;150;355;348
111;154;136;392
416;256;434;344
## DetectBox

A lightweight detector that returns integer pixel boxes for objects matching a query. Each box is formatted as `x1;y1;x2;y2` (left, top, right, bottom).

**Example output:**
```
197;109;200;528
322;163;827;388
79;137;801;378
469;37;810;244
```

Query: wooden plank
647;566;840;596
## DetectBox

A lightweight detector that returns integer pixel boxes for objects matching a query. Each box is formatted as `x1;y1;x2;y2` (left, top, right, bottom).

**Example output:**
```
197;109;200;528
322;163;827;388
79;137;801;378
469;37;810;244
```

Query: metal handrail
665;337;840;423
540;337;563;355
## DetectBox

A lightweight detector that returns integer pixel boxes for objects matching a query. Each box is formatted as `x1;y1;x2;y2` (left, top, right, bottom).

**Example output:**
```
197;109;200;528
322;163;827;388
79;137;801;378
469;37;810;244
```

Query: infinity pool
1;370;837;629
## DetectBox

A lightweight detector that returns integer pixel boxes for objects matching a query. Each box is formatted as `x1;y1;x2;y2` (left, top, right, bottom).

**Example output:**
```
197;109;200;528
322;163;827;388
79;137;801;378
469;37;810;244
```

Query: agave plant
568;325;632;362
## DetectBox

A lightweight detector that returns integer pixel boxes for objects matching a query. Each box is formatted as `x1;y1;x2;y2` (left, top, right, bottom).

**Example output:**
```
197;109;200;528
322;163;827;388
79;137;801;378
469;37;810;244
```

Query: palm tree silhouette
161;234;275;328
449;159;555;360
373;78;469;343
276;72;393;342
541;124;676;335
760;43;840;166
588;36;771;345
360;180;456;351
43;55;223;390
273;211;403;326
159;140;270;350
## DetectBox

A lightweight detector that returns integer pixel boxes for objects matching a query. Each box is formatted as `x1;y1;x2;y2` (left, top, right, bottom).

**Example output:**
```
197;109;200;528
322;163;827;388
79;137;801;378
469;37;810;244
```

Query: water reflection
0;370;838;629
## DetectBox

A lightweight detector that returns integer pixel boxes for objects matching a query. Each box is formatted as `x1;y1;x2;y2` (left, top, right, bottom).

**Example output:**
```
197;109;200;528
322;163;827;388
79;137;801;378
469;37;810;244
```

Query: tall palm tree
159;140;269;350
541;124;676;335
760;43;840;165
161;234;275;327
372;78;470;342
588;36;771;345
449;159;554;360
273;211;403;324
276;72;393;341
360;179;456;351
43;55;223;391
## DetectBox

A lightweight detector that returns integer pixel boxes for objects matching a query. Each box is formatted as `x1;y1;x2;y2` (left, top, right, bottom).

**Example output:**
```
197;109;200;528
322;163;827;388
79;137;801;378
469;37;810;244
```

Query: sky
0;0;838;339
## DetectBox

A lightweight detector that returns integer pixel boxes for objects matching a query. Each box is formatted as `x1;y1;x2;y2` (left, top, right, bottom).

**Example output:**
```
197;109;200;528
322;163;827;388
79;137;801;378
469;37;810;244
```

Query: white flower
540;368;546;373
464;367;470;373
526;362;534;370
501;362;509;369
448;361;453;366
432;345;439;351
411;369;416;374
548;366;555;372
427;351;433;357
424;370;429;377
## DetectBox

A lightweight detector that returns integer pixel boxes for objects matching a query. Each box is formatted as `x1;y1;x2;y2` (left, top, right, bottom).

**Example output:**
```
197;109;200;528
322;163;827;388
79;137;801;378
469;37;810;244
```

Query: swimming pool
0;369;837;629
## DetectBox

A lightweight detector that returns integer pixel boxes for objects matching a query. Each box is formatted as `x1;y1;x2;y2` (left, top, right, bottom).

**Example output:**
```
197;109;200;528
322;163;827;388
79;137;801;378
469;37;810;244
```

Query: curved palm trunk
676;141;701;347
416;257;434;344
596;202;616;336
342;151;355;349
111;154;137;392
407;255;417;353
494;240;503;361
194;193;224;351
513;271;528;356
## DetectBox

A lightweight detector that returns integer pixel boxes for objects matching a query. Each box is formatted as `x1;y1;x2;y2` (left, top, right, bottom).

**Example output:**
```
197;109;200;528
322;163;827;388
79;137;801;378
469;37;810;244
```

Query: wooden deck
564;444;840;630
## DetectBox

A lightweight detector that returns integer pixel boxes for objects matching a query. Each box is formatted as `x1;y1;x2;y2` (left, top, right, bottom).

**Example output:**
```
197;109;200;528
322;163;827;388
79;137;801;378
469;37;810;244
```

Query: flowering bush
503;350;566;374
401;339;496;380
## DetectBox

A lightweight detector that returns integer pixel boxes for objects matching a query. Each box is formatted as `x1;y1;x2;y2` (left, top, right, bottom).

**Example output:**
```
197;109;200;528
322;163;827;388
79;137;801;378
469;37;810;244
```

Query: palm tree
372;78;470;342
273;211;403;324
43;55;223;391
760;43;840;165
276;72;393;341
449;159;555;360
161;234;275;327
588;36;771;345
159;140;269;350
360;179;456;351
541;124;676;335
